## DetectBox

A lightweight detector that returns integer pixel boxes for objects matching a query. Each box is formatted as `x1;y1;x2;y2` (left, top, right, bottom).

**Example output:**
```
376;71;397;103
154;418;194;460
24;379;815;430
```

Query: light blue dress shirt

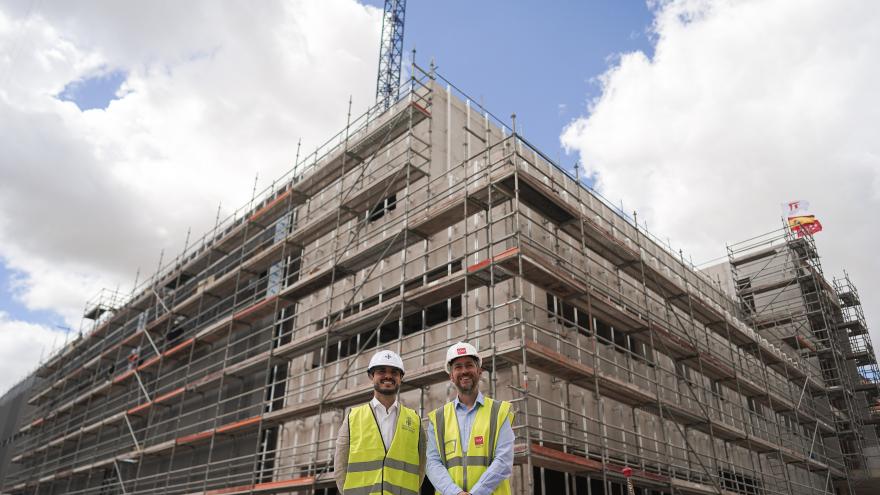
426;392;514;495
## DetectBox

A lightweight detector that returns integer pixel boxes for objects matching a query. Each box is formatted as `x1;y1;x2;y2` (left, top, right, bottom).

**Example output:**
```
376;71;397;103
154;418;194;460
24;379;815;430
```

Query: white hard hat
445;342;481;373
368;350;405;375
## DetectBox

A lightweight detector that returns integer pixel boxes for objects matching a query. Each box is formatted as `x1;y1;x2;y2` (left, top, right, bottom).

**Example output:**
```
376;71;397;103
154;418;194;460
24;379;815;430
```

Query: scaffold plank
248;189;295;225
200;475;315;495
670;478;738;495
286;162;426;250
203;268;241;299
195;314;234;343
838;318;867;335
503;169;580;226
516;443;670;485
240;239;290;275
278;266;337;302
142;439;174;456
234;295;281;323
216;415;262;435
190;369;224;392
515;442;603;473
263;399;321;424
328;299;406;337
292;100;428;199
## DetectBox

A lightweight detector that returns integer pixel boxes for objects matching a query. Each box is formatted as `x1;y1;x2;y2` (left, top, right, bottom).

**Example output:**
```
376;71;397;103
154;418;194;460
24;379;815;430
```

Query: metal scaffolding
728;227;880;493
832;273;880;433
2;65;876;495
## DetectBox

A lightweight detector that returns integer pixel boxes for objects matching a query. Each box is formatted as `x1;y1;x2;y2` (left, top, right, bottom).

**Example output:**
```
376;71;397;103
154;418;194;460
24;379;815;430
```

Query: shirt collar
453;392;484;411
370;397;399;414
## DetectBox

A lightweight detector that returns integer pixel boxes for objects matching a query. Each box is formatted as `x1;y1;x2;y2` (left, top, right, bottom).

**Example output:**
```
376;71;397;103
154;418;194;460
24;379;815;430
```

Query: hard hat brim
445;354;482;374
367;365;405;376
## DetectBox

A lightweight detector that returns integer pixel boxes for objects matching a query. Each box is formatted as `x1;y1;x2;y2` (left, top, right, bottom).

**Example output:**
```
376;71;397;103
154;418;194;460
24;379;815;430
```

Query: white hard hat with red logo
368;350;405;375
445;342;481;373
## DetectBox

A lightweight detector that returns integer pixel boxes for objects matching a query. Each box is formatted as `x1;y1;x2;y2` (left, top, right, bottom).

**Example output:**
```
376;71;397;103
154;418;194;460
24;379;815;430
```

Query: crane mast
375;0;406;110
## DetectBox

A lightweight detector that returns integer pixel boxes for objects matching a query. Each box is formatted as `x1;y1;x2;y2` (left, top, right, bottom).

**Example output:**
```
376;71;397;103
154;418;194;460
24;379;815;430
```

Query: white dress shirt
370;397;399;451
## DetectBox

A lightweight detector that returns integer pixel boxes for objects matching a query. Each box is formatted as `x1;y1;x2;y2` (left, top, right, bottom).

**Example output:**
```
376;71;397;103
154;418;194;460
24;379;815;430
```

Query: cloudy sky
0;0;878;393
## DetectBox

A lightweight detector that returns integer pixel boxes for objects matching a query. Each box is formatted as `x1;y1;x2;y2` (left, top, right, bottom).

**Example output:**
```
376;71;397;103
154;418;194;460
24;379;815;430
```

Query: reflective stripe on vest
428;397;514;495
343;403;421;495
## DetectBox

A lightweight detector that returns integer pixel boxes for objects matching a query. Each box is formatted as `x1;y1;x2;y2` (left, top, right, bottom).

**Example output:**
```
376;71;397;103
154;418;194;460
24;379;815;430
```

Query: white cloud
0;312;65;394
562;1;880;347
0;1;382;336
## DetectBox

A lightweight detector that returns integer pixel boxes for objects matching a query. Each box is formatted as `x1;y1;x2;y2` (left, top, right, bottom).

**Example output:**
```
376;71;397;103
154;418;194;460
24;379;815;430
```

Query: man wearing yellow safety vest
334;350;426;495
426;342;514;495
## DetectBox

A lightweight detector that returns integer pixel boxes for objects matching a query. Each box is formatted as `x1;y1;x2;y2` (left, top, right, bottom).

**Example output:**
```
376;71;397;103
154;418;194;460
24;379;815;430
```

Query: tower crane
375;0;406;110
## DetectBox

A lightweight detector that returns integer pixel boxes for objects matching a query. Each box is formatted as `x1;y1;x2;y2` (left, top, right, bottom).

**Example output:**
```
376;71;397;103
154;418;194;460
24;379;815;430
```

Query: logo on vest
474;436;484;446
402;416;417;433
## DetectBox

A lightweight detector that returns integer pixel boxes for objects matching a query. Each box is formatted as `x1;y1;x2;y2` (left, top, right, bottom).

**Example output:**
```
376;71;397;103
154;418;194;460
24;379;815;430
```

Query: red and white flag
783;200;823;238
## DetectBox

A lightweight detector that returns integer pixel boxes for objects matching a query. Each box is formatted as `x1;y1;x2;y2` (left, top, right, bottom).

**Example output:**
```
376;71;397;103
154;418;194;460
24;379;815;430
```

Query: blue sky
369;0;655;163
57;69;127;111
0;263;66;326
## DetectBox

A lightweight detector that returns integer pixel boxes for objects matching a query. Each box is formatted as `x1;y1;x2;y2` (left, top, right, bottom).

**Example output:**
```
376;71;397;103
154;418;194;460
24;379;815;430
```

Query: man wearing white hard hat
334;349;426;494
426;342;514;495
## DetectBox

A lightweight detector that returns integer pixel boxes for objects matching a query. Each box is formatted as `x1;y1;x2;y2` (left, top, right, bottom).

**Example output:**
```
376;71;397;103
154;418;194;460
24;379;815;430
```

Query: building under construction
2;65;880;495
721;230;880;493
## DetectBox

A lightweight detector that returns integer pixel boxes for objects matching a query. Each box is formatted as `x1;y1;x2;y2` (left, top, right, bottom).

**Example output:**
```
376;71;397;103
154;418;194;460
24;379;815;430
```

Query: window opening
369;193;397;222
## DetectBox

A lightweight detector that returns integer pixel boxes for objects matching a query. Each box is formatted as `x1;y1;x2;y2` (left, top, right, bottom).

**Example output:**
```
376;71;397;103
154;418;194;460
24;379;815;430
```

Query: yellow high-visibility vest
343;403;422;495
428;397;513;495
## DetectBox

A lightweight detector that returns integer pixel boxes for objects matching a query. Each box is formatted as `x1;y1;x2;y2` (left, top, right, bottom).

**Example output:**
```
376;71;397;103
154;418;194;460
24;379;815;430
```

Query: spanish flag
784;200;823;238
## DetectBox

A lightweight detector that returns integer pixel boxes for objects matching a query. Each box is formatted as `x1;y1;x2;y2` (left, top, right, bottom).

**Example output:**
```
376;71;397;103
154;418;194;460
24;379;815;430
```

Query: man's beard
454;374;477;394
374;381;399;396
